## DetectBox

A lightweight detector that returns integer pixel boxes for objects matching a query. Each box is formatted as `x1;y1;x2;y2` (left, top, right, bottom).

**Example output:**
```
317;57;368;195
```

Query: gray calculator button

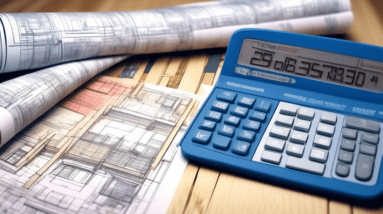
261;150;282;164
355;153;375;181
340;138;356;152
289;130;308;144
265;137;286;152
286;143;304;157
309;147;329;163
342;128;357;140
294;119;311;132
345;116;380;133
338;149;353;164
336;163;350;177
360;143;377;156
270;125;290;140
320;112;337;125
362;133;379;145
313;134;332;149
275;114;295;127
316;123;335;137
298;107;315;120
279;103;298;116
285;157;325;175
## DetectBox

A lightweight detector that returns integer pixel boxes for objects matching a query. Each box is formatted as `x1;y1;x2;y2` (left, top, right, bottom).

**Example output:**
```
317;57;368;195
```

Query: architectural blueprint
0;56;126;146
0;0;353;73
0;83;200;214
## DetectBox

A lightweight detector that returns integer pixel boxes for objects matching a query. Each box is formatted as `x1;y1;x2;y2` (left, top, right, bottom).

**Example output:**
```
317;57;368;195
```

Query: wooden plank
133;61;149;82
329;201;352;214
159;57;184;86
144;58;170;85
206;173;328;214
167;163;199;214
183;167;220;214
177;54;208;93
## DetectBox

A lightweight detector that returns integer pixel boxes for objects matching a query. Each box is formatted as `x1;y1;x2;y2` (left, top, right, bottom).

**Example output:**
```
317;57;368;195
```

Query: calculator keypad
192;89;276;158
252;101;383;185
192;89;382;186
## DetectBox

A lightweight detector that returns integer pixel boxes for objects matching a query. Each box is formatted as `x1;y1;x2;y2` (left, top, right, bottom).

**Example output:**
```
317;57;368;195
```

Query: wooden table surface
1;0;383;213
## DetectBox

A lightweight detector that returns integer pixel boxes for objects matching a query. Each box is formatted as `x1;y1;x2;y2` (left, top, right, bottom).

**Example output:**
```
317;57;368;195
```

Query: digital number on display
237;39;383;92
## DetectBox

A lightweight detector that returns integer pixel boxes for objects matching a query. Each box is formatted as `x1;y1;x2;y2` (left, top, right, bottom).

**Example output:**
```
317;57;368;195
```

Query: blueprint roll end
0;107;15;146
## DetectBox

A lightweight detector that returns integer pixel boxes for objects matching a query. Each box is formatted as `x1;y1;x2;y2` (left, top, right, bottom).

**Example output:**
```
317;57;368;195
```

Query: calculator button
270;125;290;140
362;133;379;145
249;111;266;122
336;163;350;177
313;134;332;149
359;143;377;156
285;157;325;175
340;138;356;152
199;120;216;131
338;149;354;164
211;101;229;113
293;119;311;132
342;128;357;140
309;147;329;163
205;111;222;122
265;137;285;152
218;125;235;138
286;143;304;157
192;130;212;145
275;114;295;127
217;91;236;103
212;135;231;150
254;99;271;113
261;150;282;164
232;141;250;156
298;107;315;120
224;116;241;127
345;116;380;133
355;154;375;181
237;130;255;142
320;112;337;125
316;123;335;137
237;96;255;108
289;130;308;145
243;120;261;132
231;105;248;118
279;103;298;116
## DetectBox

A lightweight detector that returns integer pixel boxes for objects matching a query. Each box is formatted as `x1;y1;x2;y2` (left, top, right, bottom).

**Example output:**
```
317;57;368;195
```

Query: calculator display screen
237;39;383;92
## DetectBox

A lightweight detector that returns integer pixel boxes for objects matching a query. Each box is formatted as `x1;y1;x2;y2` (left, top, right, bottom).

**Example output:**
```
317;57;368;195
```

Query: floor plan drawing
0;0;352;73
0;82;198;214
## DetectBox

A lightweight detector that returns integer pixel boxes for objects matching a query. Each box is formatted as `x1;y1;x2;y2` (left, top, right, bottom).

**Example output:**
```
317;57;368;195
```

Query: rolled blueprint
0;0;353;73
0;56;126;145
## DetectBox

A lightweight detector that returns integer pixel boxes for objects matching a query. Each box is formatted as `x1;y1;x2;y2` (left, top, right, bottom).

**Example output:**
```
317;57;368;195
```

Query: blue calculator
180;29;383;204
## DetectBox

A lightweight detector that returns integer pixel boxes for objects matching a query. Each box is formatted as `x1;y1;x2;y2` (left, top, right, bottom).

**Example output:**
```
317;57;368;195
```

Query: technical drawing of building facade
0;83;196;214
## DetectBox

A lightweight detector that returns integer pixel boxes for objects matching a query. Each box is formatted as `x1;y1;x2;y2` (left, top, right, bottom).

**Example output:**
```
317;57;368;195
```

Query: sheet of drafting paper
0;56;127;146
0;83;204;214
0;0;353;73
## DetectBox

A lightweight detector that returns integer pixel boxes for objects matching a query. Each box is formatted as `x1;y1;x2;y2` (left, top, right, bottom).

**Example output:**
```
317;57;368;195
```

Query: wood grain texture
329;201;352;214
183;168;220;214
206;173;328;214
167;163;199;214
177;54;209;94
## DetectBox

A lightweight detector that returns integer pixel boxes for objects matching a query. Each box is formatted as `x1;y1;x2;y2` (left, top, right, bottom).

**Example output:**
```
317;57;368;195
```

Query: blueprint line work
0;0;353;73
